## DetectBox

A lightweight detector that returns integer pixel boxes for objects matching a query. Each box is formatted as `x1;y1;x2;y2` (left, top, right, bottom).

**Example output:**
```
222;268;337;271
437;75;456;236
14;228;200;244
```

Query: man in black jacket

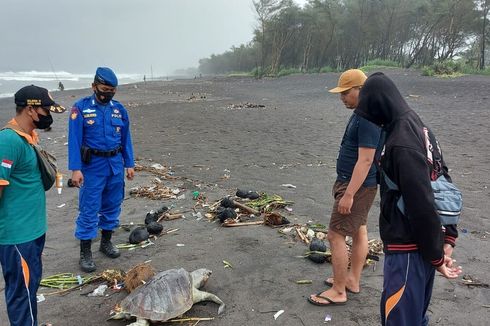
355;72;461;326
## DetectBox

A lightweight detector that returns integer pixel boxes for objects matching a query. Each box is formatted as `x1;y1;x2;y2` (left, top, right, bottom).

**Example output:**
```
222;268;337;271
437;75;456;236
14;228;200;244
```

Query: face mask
94;87;115;104
33;113;53;129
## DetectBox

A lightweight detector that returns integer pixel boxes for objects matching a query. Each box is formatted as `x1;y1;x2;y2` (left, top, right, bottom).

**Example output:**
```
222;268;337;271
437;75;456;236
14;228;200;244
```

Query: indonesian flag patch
1;159;13;169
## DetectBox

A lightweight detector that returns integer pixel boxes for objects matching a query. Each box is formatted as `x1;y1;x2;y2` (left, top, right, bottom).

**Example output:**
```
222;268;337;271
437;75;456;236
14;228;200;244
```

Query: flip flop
307;292;347;306
324;279;360;295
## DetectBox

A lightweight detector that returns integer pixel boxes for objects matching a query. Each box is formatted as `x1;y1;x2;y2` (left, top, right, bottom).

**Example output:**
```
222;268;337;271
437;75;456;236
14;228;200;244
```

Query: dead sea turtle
111;268;225;326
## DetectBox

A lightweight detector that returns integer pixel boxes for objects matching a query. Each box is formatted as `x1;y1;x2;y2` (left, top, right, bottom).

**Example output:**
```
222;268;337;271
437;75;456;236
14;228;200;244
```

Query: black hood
355;72;412;128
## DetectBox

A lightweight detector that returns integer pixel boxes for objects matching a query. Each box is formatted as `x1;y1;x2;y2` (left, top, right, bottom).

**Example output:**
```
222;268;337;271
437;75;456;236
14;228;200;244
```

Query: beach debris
176;243;185;247
222;260;233;269
147;221;164;235
100;269;125;284
129;182;182;200
222;220;264;227
129;227;150;244
216;207;238;223
87;284;108;297
295;280;313;284
247;193;293;212
307;238;329;264
461;275;489;288
324;313;332;322
124;262;155;293
295;227;310;245
236;189;260;200
40;273;99;289
56;203;66;208
110;268;225;324
134;162;177;180
36;294;46;303
264;212;290;226
220;197;235;208
273;310;284;320
281;184;297;189
227;102;265;110
117;240;154;250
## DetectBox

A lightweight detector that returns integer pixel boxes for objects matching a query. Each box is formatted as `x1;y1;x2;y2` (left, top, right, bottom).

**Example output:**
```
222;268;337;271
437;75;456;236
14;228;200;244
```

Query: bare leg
348;225;368;291
309;229;348;304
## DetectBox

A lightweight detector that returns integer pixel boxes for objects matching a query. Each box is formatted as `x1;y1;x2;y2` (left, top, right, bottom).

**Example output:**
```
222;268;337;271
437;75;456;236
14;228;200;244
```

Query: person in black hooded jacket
354;72;462;326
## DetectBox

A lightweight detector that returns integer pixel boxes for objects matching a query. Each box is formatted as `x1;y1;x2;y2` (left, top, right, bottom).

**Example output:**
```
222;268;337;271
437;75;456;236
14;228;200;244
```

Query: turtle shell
120;268;193;321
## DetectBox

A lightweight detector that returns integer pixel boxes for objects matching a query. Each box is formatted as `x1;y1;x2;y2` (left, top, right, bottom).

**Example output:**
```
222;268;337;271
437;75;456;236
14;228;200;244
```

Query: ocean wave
0;71;141;82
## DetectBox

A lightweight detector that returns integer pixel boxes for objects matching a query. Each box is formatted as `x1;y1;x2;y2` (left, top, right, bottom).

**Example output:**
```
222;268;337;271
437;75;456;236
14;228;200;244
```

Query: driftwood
222;221;264;227
231;200;260;215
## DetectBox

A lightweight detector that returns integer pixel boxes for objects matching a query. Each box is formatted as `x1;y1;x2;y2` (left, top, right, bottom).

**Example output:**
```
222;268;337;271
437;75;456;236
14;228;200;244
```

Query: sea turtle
111;268;225;326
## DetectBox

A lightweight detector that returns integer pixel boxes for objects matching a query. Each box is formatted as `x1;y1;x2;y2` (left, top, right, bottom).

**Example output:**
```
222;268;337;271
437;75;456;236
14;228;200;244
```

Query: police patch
70;108;78;120
86;119;95;125
83;113;97;118
113;109;120;114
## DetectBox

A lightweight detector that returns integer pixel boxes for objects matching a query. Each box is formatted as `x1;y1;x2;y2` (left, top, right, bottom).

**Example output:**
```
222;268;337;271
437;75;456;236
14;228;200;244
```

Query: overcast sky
0;0;307;76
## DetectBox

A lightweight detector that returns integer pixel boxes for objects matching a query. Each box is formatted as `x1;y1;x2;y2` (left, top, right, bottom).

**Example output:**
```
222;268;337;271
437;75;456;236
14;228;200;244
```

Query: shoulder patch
71;108;79;120
1;159;13;169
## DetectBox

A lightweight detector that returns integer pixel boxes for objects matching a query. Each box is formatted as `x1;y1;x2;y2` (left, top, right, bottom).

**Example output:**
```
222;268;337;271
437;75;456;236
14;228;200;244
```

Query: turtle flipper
193;289;226;315
127;318;150;326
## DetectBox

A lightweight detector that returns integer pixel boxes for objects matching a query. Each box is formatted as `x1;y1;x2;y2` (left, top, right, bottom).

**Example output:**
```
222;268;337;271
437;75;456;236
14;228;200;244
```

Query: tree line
198;0;489;76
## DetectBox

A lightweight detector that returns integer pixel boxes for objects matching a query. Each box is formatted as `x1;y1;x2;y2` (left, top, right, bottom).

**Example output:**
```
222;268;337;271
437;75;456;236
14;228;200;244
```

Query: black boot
99;230;120;258
79;240;96;272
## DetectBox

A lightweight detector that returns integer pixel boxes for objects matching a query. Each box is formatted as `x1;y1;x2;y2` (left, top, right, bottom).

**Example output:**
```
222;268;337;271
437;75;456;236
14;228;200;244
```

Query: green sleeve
0;130;22;185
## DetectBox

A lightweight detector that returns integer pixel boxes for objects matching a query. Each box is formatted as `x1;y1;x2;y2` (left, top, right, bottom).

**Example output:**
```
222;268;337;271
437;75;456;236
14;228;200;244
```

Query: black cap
14;85;66;113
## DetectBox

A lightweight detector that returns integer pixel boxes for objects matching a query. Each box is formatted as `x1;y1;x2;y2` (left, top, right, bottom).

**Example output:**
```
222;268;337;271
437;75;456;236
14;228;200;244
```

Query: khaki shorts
329;181;377;237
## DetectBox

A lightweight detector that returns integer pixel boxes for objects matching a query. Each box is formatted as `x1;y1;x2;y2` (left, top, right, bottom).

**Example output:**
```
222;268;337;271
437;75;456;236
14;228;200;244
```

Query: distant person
68;67;135;272
143;75;146;83
355;72;461;325
0;85;65;326
58;81;65;91
308;69;382;306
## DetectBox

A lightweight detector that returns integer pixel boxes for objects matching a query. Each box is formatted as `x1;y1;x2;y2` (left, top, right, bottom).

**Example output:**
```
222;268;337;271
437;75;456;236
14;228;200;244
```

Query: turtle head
191;268;212;288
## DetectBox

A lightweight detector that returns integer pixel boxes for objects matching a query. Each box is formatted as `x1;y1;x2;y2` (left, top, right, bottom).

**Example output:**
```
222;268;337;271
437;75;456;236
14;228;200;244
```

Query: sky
0;0;307;77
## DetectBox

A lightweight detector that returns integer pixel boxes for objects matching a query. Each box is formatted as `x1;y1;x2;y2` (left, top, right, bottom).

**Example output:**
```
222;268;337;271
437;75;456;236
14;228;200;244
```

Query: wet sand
0;70;489;325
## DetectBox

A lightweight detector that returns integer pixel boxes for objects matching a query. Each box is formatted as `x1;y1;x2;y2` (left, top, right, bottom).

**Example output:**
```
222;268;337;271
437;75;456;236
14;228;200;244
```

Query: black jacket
355;72;457;266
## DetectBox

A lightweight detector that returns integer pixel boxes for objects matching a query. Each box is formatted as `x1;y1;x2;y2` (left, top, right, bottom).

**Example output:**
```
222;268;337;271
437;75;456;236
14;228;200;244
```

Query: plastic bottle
55;172;63;195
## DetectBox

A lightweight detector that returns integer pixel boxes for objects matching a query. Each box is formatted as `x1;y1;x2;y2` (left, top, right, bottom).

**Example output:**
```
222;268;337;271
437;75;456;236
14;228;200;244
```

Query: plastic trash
88;284;108;297
273;310;284;320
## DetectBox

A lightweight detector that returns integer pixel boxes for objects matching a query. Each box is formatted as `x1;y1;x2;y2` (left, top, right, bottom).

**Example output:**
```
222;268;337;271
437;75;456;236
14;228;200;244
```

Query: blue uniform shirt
68;94;134;176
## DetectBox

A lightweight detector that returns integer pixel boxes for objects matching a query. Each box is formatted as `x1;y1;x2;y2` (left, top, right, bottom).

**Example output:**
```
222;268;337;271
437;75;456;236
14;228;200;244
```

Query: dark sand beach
0;70;489;325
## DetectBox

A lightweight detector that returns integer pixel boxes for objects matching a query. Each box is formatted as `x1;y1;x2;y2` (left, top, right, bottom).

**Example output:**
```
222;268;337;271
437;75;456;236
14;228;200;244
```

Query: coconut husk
264;212;290;226
124;263;156;293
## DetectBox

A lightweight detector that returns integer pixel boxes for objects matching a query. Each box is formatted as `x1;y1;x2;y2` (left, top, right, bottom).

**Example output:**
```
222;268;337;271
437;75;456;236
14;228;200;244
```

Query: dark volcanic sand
0;70;488;325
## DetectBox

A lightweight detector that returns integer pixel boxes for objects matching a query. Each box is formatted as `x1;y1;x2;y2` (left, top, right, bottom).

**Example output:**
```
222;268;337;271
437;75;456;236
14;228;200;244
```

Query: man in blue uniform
68;67;135;272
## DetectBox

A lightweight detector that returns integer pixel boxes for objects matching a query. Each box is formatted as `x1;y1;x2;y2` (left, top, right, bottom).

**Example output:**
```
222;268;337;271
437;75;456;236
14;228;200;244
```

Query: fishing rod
47;56;60;82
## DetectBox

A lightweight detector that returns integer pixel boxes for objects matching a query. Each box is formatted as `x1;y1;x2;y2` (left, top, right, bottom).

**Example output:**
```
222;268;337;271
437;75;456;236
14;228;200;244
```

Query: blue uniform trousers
0;235;45;326
381;252;435;326
75;171;124;240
